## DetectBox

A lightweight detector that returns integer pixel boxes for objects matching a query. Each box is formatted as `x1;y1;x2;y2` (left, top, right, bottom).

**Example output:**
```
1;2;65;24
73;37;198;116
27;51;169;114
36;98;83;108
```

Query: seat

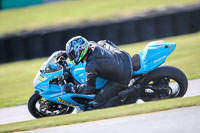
132;54;141;71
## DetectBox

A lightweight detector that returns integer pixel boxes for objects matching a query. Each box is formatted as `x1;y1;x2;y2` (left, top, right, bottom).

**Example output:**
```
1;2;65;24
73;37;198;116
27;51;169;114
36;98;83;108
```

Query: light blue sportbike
28;40;188;118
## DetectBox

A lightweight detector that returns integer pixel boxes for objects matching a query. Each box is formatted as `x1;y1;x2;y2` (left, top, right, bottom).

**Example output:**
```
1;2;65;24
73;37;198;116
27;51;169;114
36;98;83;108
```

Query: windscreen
43;55;62;74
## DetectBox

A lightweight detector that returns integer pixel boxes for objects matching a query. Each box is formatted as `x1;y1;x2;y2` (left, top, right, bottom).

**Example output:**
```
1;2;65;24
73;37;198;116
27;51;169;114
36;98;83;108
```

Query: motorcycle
28;40;188;118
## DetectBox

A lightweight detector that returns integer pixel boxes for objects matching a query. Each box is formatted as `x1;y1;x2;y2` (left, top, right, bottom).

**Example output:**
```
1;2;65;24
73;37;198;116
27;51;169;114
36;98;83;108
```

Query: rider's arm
74;64;97;94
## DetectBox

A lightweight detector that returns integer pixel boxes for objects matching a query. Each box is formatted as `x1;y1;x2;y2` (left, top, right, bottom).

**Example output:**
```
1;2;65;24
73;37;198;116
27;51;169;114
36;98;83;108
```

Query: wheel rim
144;77;181;100
35;97;72;117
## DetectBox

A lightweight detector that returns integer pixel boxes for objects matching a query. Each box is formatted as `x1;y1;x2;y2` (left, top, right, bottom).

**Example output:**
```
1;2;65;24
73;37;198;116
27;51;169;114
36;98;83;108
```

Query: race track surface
24;106;200;133
0;78;200;125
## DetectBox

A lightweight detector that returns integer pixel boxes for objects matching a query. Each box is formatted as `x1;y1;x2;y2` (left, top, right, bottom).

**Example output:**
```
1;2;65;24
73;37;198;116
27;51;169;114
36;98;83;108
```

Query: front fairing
33;51;69;93
32;51;107;108
70;62;86;84
32;51;92;108
33;70;63;94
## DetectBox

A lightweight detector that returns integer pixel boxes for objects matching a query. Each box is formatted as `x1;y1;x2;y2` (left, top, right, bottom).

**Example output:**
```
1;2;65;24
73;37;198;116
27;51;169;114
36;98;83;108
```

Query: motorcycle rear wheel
28;92;74;118
141;65;188;101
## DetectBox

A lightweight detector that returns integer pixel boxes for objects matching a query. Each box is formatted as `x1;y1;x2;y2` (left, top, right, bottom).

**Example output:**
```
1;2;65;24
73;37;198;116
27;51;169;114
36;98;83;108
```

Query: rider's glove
64;84;76;93
56;56;66;65
56;51;68;59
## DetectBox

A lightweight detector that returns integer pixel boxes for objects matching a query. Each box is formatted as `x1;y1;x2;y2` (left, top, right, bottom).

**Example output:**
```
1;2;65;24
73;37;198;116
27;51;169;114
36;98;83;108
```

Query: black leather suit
73;40;134;109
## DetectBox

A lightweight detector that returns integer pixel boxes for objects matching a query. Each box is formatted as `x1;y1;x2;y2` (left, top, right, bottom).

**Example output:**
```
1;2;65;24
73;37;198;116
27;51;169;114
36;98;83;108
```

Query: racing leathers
66;40;138;109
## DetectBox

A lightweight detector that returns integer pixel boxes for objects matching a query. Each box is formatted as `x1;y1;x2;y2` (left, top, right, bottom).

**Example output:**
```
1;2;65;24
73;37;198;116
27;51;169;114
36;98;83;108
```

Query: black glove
64;84;76;93
56;51;68;59
56;56;66;65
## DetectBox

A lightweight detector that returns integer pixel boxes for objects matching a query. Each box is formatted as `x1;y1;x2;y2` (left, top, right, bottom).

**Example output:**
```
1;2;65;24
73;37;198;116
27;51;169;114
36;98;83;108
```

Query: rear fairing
133;40;176;75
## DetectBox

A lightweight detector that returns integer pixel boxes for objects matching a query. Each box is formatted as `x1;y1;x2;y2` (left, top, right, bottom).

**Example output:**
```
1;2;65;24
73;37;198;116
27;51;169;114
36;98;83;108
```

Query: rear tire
142;65;188;100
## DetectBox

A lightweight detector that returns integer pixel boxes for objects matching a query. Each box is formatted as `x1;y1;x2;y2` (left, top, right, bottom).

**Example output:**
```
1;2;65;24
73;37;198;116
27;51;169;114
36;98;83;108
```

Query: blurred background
0;0;200;108
0;0;200;63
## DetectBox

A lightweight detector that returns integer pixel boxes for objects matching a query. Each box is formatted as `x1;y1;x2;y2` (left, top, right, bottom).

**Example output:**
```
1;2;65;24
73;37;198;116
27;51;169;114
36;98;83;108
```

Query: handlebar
56;56;70;85
56;56;70;72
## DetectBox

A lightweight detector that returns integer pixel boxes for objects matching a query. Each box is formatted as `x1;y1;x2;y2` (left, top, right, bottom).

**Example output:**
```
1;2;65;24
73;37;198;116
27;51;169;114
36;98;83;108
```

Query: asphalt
25;106;200;133
0;78;200;125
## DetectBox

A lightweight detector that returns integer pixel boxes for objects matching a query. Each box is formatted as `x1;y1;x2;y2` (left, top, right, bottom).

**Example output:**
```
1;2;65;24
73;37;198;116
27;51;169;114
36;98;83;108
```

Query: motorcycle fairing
33;40;176;108
133;40;176;75
34;71;95;108
33;51;104;108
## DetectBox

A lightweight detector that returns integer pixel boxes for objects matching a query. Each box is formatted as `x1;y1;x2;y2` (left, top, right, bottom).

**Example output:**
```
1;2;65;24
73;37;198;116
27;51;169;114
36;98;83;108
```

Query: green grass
0;0;198;35
0;58;45;108
0;95;200;133
0;32;200;108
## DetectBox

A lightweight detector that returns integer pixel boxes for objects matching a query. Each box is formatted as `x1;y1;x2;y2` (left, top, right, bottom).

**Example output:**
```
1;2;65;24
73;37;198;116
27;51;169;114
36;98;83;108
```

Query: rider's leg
93;81;127;109
93;83;140;109
117;85;140;105
102;85;140;108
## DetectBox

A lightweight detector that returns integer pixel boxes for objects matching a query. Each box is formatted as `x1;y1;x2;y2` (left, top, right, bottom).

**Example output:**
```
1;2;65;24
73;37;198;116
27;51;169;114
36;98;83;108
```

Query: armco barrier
43;30;64;56
3;35;26;62
136;17;157;42
61;26;80;44
99;22;120;44
189;9;200;33
118;19;139;44
23;31;45;59
79;24;101;42
0;37;7;63
0;3;200;64
156;14;174;38
172;11;190;35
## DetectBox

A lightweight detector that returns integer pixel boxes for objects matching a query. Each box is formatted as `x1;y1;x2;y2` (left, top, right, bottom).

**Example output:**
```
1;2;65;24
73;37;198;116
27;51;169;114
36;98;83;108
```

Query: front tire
141;65;188;100
28;92;74;118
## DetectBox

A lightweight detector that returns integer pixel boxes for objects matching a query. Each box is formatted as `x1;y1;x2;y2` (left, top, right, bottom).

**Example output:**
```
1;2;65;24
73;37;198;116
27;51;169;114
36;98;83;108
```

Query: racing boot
100;85;141;108
118;84;141;105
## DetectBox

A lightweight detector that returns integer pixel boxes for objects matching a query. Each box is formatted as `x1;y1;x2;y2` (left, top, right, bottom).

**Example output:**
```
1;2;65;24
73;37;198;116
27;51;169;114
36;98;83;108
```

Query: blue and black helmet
66;36;89;65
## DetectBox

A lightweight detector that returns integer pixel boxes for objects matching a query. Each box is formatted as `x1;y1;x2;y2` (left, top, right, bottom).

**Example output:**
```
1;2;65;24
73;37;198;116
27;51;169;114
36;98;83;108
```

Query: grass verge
0;95;200;133
0;0;198;34
0;32;200;108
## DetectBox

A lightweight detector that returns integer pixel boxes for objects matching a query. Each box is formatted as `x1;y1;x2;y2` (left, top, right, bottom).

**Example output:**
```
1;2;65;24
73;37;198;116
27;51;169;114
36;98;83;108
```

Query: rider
60;36;140;109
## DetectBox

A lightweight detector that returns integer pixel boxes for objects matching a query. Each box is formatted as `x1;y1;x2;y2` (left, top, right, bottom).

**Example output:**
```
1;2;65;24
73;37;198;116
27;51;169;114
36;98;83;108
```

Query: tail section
132;40;176;75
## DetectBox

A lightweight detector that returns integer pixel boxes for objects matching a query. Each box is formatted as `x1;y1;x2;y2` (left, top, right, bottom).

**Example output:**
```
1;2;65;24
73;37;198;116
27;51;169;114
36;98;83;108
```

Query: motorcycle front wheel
141;65;188;101
28;92;74;118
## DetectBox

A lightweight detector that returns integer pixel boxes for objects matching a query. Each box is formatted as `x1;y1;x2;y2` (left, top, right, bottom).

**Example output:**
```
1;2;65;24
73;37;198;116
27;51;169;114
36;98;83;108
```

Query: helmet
66;36;90;65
